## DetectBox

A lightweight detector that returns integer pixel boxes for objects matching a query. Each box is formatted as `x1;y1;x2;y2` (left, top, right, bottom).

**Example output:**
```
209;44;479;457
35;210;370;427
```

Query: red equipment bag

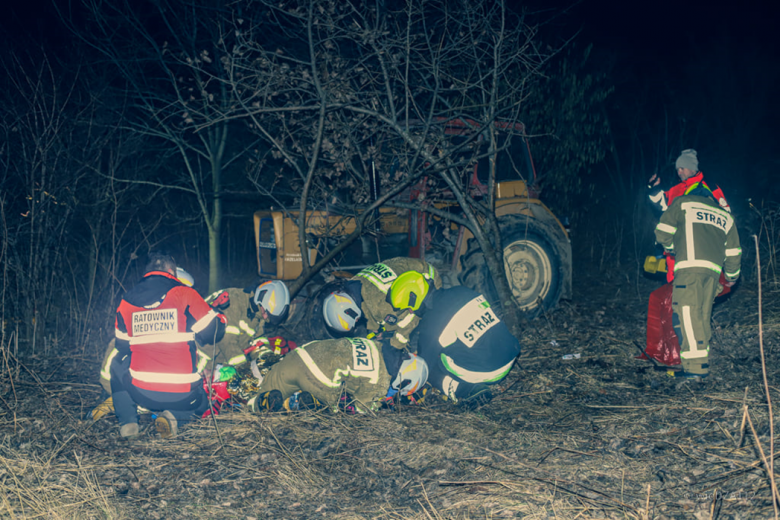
642;272;731;366
201;380;232;418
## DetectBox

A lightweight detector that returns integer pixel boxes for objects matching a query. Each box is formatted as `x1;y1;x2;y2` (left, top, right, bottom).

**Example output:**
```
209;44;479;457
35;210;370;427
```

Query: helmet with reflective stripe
392;353;429;396
387;271;429;311
323;291;362;332
254;280;290;324
175;267;195;287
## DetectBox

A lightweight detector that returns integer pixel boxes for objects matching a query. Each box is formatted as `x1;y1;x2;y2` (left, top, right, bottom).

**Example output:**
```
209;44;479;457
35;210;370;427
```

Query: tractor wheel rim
503;240;552;311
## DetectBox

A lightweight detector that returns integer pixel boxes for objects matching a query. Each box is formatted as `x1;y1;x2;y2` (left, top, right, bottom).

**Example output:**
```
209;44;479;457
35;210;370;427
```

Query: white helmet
254;280;290;324
175;267;195;287
392;353;429;396
323;291;362;332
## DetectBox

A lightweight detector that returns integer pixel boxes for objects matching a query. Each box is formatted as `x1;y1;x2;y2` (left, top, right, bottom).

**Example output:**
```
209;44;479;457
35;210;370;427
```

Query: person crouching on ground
248;337;428;414
111;251;226;439
386;272;522;406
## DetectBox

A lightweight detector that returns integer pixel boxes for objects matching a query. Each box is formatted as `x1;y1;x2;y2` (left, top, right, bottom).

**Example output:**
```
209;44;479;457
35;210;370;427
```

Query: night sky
3;0;779;204
10;0;776;104
7;1;779;67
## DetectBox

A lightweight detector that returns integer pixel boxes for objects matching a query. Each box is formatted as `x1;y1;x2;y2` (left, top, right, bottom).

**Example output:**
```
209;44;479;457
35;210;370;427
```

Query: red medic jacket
115;271;225;393
649;172;730;282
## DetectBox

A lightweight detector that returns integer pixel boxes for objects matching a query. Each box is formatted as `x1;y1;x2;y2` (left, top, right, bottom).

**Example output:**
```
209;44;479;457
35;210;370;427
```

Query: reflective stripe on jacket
654;195;741;281
353;257;442;349
115;271;225;393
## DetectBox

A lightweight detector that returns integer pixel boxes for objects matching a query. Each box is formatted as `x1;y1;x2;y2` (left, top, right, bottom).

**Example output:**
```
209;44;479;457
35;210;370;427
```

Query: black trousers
110;354;209;426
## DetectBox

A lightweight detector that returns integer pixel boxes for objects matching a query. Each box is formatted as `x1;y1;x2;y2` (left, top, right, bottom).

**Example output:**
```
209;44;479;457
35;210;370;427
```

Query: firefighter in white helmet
249;337;428;414
321;257;442;348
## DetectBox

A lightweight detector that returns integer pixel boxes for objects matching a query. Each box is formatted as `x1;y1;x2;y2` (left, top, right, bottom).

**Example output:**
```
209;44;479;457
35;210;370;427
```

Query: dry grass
0;451;128;519
0;272;778;519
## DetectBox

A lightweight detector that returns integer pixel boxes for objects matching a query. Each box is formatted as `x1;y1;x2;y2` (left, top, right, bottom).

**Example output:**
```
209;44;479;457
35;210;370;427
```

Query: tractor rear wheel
459;216;563;319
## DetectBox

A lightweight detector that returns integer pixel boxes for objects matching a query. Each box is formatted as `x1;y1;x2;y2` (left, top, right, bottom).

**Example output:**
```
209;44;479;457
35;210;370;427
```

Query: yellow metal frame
253;179;570;280
254;207;408;279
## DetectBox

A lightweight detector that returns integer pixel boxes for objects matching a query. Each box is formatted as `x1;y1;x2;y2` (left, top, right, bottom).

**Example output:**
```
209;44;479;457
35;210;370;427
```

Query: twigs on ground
754;234;779;518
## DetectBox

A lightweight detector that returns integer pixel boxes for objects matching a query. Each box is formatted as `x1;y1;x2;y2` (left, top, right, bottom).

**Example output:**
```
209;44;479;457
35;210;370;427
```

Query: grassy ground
0;268;777;519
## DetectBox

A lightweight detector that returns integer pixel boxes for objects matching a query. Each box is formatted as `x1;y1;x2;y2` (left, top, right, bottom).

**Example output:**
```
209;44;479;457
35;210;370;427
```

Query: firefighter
248;337;428;414
111;252;226;439
203;280;292;369
387;272;522;405
647;149;731;281
654;183;741;379
644;149;733;366
321;257;442;349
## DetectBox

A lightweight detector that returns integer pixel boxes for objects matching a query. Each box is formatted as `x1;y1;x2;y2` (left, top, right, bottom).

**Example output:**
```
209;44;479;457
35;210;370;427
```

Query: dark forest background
1;0;778;360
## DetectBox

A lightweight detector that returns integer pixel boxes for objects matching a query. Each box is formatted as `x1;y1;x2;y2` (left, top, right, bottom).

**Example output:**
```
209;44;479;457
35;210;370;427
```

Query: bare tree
60;0;260;292
0;52;162;355
196;0;557;332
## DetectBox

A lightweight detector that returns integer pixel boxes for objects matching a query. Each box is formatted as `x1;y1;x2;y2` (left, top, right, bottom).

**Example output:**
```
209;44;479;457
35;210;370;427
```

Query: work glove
245;336;297;365
85;396;115;422
366;328;385;340
208;290;230;311
245;337;273;364
267;336;297;357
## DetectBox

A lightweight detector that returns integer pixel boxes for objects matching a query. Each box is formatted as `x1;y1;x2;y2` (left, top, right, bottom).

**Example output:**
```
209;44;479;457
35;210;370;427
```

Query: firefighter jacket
416;285;521;399
648;172;730;282
256;337;397;413
352;257;442;349
655;193;741;282
205;287;269;368
114;271;226;394
648;172;730;214
99;339;118;394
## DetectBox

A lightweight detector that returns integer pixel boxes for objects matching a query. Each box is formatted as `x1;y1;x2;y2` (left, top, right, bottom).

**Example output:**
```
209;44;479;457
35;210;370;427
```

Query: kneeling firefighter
321;257;442;349
387;272;522;405
249;337;428;414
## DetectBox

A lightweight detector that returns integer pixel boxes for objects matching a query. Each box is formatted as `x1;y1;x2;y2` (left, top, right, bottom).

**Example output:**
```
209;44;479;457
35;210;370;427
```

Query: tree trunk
473;222;522;337
208;206;222;294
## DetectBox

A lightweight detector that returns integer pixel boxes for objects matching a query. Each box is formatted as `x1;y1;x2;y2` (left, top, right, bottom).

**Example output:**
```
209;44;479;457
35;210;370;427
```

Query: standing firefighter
654;184;741;379
111;252;226;439
322;257;442;349
644;149;733;365
249;337;428;414
387;272;522;405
